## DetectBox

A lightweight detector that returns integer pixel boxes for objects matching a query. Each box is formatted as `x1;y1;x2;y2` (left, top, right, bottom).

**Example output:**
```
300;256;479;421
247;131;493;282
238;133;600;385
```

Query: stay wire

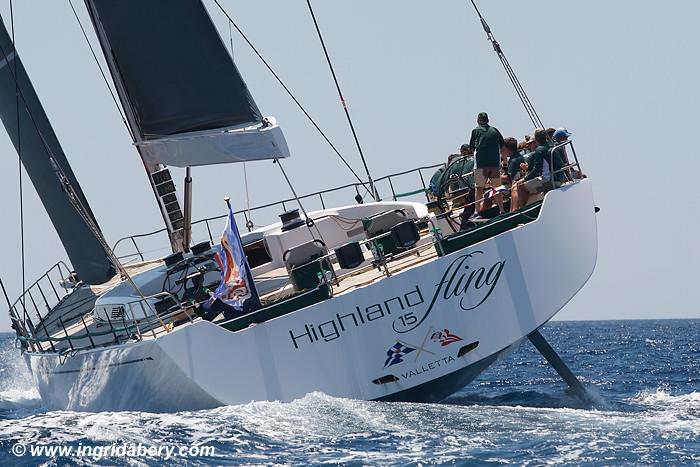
468;0;545;130
211;0;373;199
0;40;154;318
228;22;253;231
304;0;378;201
274;159;327;245
9;0;25;306
66;0;133;141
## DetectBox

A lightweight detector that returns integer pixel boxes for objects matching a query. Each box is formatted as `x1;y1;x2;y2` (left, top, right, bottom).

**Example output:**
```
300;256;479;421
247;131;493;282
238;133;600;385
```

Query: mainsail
0;18;116;285
84;0;290;167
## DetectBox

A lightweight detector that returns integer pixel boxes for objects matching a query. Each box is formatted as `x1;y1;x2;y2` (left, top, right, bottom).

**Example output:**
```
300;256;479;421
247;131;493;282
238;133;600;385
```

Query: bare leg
517;184;529;210
475;186;484;214
495;193;504;214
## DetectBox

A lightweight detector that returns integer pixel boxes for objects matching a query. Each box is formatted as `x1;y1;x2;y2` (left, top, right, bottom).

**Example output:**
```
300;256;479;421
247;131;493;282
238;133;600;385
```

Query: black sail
85;0;261;139
0;18;116;284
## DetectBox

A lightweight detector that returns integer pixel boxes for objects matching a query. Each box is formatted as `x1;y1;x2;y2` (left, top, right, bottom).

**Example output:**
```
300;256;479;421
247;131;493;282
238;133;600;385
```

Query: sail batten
84;0;289;165
0;18;116;285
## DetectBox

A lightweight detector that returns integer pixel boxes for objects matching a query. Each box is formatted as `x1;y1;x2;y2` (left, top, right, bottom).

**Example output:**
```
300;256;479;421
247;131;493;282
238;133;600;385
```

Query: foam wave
631;388;700;413
632;387;698;403
0;387;41;411
1;391;699;466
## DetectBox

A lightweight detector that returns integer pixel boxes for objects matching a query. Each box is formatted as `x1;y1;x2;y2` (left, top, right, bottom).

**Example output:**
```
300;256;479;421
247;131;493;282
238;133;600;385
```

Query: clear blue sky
0;1;698;331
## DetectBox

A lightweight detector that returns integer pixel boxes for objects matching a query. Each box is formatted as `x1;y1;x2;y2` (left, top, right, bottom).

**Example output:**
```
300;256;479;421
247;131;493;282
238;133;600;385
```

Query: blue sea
0;319;698;466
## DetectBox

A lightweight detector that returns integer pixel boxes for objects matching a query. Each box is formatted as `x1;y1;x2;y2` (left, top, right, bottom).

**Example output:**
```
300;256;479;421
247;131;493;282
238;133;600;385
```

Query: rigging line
467;0;546;129
66;0;133;141
210;0;373;199
499;53;542;128
9;0;25;304
228;20;253;230
304;0;378;201
498;54;540;128
0;41;156;317
50;158;168;330
242;162;252;229
274;159;327;245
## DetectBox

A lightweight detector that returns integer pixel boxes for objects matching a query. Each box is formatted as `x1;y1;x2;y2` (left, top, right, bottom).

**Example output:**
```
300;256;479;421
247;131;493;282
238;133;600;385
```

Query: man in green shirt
504;137;524;183
428;145;474;200
469;112;504;215
511;128;550;210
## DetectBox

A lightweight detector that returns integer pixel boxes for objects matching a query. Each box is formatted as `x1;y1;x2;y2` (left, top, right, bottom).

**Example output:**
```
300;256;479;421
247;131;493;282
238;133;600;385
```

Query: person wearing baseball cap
468;112;504;216
553;128;572;141
552;127;573;180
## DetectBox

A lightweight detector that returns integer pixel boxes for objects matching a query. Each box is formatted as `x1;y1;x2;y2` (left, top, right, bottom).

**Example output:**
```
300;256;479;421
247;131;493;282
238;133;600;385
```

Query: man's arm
469;128;478;151
523;152;543;181
507;158;519;180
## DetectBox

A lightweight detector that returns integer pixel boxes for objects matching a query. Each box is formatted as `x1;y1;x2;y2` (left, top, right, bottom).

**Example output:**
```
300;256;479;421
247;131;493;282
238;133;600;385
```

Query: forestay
84;0;289;167
0;17;116;285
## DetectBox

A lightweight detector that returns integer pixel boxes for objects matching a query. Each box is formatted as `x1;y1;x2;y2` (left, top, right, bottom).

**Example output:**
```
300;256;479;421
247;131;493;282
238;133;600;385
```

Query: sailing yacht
0;1;597;412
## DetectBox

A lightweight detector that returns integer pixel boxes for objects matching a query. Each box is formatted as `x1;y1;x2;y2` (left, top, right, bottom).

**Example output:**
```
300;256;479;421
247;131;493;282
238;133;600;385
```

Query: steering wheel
436;156;475;231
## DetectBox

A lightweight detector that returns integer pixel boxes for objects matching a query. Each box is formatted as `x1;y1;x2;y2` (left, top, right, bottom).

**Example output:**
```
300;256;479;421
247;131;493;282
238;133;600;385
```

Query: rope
9;0;25;308
304;0;379;201
211;0;373;199
274;159;327;245
467;0;546;130
66;0;133;140
243;162;253;230
0;37;166;332
227;23;254;232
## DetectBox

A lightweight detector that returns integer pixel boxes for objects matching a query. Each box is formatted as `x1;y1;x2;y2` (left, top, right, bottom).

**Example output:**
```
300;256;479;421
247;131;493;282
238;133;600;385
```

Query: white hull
24;180;597;412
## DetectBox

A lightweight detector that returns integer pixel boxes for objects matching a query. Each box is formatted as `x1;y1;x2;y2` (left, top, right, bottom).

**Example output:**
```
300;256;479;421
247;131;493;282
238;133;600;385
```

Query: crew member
469;112;504;216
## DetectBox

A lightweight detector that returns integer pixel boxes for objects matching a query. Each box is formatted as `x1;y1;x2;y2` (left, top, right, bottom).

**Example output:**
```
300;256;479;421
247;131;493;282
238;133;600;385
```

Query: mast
83;0;289;252
0;16;116;284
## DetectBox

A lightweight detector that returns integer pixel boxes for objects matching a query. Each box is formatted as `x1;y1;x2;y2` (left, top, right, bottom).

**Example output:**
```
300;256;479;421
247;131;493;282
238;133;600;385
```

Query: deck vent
457;341;480;358
110;306;124;320
372;374;400;385
280;209;305;232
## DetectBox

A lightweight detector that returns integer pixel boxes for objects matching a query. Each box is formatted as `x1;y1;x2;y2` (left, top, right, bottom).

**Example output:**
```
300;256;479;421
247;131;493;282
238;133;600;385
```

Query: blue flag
213;206;261;311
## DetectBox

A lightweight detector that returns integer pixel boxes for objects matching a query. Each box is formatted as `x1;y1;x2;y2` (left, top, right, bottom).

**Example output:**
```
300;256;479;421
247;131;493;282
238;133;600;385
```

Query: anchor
528;329;596;407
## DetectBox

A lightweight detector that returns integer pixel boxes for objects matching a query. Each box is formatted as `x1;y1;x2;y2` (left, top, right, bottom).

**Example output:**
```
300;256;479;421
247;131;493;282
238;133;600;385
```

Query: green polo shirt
507;154;525;180
551;147;567;182
469;124;504;168
523;144;549;181
428;167;445;196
